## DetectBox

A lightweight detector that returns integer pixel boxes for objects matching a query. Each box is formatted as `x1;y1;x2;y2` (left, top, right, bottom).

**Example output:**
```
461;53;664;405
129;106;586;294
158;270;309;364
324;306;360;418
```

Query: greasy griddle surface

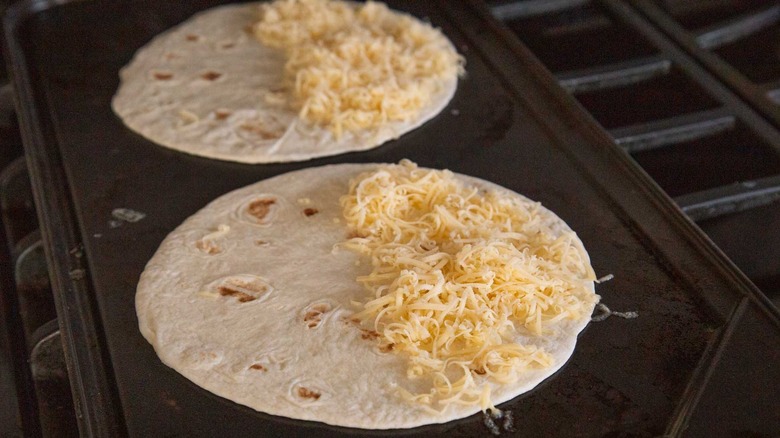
16;0;727;435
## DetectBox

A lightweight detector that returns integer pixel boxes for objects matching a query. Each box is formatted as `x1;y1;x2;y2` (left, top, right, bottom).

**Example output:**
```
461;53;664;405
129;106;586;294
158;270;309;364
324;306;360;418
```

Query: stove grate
490;0;780;305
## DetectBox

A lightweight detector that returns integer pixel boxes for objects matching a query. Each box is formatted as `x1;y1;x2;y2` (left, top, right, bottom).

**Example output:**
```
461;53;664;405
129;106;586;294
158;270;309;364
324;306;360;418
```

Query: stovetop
1;0;778;436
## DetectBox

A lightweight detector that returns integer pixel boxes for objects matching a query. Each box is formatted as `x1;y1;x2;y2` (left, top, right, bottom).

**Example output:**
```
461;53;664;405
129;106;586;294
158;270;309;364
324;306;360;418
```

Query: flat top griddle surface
6;0;777;436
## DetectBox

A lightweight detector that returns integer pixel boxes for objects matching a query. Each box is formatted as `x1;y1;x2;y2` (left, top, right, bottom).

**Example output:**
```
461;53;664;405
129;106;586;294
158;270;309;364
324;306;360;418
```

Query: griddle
3;0;779;436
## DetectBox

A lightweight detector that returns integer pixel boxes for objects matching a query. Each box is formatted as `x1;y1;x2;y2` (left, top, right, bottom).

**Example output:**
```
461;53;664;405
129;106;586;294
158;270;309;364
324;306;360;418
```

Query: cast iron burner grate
489;0;780;304
0;19;78;436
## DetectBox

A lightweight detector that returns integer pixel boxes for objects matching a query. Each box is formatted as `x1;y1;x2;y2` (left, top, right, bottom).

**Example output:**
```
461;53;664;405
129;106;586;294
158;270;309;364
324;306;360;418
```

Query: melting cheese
254;0;463;137
340;160;597;412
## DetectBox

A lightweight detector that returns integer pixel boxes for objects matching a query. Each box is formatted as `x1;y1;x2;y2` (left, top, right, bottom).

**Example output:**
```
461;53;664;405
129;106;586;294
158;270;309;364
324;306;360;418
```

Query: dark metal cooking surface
3;0;779;436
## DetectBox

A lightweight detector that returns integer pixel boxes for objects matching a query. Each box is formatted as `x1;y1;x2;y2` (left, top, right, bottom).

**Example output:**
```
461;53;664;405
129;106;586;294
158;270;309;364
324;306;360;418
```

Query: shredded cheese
340;160;597;412
254;0;463;137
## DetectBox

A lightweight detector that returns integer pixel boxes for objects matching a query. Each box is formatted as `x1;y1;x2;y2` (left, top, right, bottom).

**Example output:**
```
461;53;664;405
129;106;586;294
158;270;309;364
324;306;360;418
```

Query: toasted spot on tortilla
247;198;276;222
214;109;232;120
231;195;285;226
192;224;230;255
218;286;256;302
360;329;380;340
185;34;200;42
194;239;221;255
297;387;321;400
303;302;332;329
288;379;328;406
209;275;272;304
201;71;223;81
152;71;174;81
249;364;267;371
303;208;318;217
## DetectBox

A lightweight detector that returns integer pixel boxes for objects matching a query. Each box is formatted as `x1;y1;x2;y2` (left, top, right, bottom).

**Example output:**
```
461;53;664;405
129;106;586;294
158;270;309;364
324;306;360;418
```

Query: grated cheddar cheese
340;160;597;412
254;0;463;137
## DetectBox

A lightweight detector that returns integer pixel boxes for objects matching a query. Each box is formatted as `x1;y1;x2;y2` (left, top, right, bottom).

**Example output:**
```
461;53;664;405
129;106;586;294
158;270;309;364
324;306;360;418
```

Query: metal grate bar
675;174;780;221
609;107;736;153
694;4;780;50
769;89;780;105
602;0;780;152
490;0;589;20
0;158;36;250
631;0;780;129
556;55;671;93
764;79;780;105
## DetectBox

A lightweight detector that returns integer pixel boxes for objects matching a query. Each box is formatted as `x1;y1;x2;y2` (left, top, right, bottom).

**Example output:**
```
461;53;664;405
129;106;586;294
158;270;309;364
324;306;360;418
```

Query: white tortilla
112;3;459;164
136;163;597;429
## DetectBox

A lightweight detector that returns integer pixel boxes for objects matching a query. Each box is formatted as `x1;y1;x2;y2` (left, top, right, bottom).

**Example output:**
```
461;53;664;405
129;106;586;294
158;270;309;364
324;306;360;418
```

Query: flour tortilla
112;3;459;164
136;163;596;429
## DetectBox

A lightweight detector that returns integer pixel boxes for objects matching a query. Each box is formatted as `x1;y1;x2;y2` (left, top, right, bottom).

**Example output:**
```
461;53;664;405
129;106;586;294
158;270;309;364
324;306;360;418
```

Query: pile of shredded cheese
340;160;597;412
254;0;463;137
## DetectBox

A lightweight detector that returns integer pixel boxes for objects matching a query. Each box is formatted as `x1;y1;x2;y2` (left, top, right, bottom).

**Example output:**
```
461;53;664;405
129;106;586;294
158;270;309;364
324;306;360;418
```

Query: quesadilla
112;0;462;163
136;161;599;429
